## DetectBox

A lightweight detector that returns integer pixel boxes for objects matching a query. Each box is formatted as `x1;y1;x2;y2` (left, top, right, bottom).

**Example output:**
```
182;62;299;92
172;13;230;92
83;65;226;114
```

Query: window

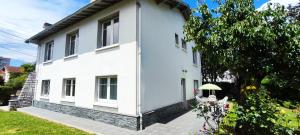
182;39;187;50
175;33;179;46
63;79;76;97
97;76;117;101
192;47;198;65
41;80;50;97
194;80;199;96
44;41;53;62
194;80;199;90
100;17;119;48
65;31;78;56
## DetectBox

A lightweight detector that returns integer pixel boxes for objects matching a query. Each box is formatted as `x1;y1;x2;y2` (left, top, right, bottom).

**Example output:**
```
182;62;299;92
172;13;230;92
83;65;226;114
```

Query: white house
26;0;202;130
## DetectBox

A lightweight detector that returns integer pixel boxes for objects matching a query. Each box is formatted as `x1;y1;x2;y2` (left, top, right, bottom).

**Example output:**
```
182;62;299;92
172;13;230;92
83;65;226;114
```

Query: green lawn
0;111;92;135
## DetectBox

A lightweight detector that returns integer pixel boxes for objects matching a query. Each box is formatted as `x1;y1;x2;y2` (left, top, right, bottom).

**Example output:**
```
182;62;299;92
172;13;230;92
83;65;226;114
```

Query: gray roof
25;0;190;44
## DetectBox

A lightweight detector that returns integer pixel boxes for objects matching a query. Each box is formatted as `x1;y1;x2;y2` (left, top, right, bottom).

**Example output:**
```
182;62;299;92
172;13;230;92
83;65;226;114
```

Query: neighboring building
0;57;10;69
2;66;22;82
25;0;201;130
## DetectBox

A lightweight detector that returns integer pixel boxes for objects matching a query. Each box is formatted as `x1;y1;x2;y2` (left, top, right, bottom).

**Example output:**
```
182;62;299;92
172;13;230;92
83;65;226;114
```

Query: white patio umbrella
199;83;222;95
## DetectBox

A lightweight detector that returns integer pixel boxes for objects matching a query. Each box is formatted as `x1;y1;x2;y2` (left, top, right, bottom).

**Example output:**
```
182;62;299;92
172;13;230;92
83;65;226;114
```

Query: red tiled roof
4;66;22;73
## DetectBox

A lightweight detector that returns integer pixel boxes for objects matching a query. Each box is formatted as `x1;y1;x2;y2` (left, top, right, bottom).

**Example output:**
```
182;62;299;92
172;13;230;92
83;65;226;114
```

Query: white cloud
0;0;89;62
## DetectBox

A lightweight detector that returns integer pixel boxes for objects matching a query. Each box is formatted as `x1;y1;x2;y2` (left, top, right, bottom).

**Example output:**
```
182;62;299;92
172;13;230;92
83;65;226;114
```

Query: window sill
43;60;52;65
95;44;119;52
193;64;199;67
94;101;117;108
182;48;187;53
61;97;75;103
64;54;78;60
175;44;180;48
40;96;49;100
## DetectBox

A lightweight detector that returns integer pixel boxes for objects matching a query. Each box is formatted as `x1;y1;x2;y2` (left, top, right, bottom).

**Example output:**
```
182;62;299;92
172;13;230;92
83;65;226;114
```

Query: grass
0;111;93;135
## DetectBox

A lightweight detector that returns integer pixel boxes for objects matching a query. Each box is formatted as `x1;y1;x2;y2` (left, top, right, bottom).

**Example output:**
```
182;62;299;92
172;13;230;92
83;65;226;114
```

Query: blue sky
0;0;281;66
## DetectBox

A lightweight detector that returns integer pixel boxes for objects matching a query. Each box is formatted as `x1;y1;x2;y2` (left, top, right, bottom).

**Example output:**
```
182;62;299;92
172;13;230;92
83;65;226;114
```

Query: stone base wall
32;100;140;130
32;99;195;130
141;99;194;128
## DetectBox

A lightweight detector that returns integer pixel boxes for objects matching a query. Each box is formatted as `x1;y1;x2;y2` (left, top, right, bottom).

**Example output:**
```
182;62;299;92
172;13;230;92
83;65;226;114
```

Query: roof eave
25;0;191;44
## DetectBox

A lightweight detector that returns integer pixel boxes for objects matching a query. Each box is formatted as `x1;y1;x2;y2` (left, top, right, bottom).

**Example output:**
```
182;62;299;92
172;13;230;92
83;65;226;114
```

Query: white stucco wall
139;0;202;113
4;71;10;82
34;0;202;116
35;0;137;116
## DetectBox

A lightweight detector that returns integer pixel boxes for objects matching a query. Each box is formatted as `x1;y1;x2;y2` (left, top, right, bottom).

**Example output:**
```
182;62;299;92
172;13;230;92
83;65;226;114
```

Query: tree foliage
20;63;35;73
184;0;300;134
184;0;300;95
288;2;300;20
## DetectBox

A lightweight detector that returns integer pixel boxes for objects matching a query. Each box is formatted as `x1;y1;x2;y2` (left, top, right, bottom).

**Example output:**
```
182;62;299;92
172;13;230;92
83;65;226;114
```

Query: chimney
43;22;52;29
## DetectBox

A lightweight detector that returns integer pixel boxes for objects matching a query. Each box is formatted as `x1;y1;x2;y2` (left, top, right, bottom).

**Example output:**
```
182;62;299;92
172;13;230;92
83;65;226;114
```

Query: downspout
136;0;143;130
33;43;41;101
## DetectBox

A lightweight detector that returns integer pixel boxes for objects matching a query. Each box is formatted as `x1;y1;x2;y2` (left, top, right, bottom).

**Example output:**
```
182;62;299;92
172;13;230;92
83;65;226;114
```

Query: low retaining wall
32;100;140;130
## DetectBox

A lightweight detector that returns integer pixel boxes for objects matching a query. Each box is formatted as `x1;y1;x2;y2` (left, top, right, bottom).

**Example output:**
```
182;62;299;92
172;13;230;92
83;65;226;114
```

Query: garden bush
5;74;28;90
234;89;292;134
0;86;14;105
0;75;4;85
282;101;297;109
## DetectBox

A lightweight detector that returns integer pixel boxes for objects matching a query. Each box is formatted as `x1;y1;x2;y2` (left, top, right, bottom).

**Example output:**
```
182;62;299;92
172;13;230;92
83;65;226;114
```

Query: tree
288;2;300;20
184;0;300;134
184;0;300;97
20;63;35;73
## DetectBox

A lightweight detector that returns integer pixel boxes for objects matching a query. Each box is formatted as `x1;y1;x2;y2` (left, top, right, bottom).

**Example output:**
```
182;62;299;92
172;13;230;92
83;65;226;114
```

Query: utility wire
0;25;32;37
0;29;27;40
0;45;36;57
0;42;37;48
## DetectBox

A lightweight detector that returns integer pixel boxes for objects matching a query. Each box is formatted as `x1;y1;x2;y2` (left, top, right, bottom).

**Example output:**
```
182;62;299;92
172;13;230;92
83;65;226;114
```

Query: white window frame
41;80;50;97
62;78;76;101
175;33;179;47
194;80;199;90
65;31;78;57
182;38;187;50
101;17;119;48
44;41;53;62
192;47;198;65
95;76;117;108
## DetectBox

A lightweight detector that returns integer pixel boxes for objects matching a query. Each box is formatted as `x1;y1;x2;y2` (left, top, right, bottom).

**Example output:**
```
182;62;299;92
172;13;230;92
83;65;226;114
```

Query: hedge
0;86;14;105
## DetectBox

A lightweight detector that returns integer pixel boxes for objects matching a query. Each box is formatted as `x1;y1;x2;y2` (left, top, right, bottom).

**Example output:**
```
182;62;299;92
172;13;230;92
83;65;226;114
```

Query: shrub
0;75;4;85
9;72;23;79
0;86;13;105
235;89;293;135
5;74;28;90
282;101;297;109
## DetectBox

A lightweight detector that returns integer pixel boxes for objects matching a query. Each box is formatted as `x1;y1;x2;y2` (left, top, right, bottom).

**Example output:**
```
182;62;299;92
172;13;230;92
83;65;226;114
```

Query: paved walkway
18;107;204;135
